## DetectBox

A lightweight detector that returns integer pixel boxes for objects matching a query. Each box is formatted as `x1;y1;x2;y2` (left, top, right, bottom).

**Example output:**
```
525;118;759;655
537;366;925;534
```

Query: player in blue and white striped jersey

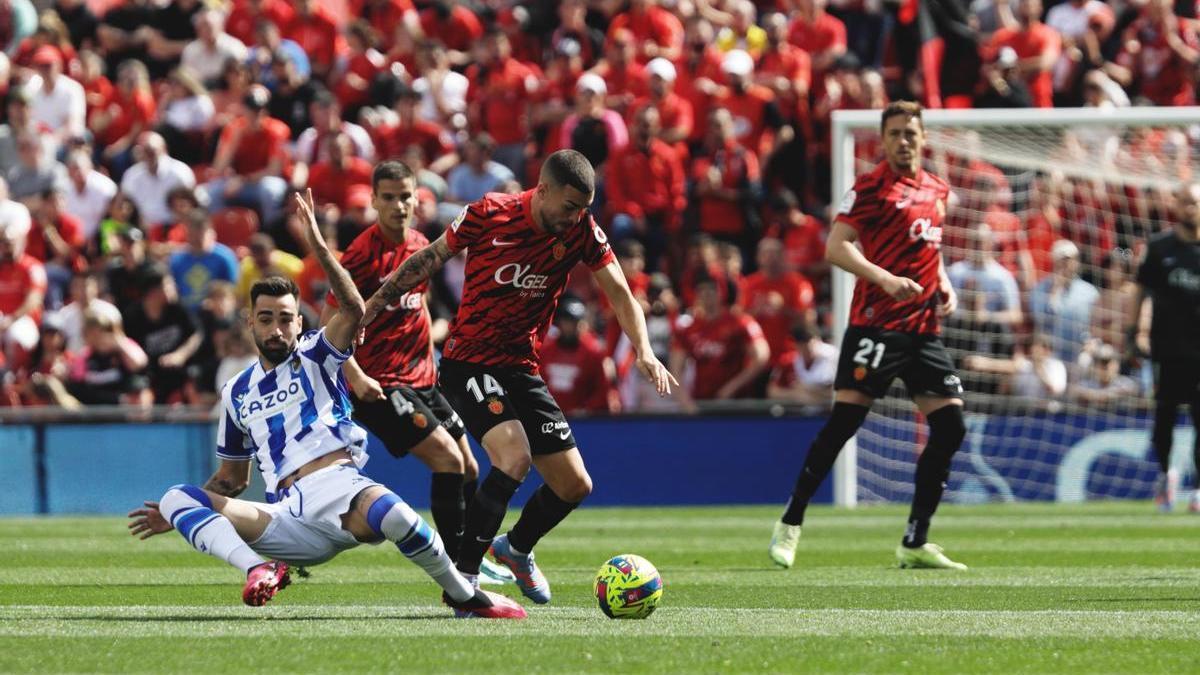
127;190;525;618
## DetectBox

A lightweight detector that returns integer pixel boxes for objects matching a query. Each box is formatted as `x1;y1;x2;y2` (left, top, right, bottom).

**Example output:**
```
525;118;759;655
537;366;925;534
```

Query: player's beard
256;337;293;367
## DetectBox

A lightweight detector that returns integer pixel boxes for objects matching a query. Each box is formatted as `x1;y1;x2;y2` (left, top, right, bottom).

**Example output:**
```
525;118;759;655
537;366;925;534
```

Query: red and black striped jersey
443;189;616;371
837;161;951;335
327;224;436;389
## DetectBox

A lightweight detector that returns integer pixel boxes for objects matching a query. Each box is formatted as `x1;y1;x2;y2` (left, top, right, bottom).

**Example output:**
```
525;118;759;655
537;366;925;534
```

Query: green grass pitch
2;502;1199;673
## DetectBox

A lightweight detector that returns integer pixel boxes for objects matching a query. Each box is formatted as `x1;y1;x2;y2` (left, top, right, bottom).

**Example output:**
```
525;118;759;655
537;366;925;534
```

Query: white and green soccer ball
593;554;663;619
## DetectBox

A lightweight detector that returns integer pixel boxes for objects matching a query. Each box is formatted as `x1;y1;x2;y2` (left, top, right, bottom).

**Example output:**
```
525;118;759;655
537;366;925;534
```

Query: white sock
372;494;474;602
160;485;265;573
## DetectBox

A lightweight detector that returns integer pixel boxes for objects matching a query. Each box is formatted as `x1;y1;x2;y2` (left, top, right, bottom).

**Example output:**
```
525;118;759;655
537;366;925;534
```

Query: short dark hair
880;100;923;133
250;276;300;309
140;264;169;289
541;149;595;196
371;160;415;192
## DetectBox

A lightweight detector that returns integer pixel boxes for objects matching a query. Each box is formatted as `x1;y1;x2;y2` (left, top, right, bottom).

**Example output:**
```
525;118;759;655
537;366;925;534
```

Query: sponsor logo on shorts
944;374;963;393
487;397;504;415
541;421;570;435
854;366;868;381
412;412;428;429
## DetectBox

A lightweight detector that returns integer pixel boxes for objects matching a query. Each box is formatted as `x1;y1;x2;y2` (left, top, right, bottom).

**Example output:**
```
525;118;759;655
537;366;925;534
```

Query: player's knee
493;451;532;480
159;484;212;521
927;405;966;458
817;402;870;449
367;492;439;557
556;474;593;503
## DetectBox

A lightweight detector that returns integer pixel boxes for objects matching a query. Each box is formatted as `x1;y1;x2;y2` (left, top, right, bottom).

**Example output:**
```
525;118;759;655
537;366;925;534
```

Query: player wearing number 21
362;149;678;604
769;101;970;571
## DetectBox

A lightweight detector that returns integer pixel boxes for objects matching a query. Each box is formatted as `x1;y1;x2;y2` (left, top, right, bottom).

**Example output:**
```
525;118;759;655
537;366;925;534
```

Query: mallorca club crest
552;241;567;260
412;412;428;429
853;366;868;381
487;397;504;415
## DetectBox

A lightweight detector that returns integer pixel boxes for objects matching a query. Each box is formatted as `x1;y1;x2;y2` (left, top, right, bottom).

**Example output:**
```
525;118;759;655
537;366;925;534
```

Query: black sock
462;478;478;512
456;468;521;575
1190;398;1200;489
507;484;581;553
1152;402;1177;473
904;405;966;548
781;402;870;526
430;472;465;561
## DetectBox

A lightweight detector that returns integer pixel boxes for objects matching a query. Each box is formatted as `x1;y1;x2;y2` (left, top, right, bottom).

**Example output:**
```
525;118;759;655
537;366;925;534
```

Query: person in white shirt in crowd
25;46;86;150
6;131;68;202
412;39;469;127
767;325;838;412
119;131;196;231
63;151;118;243
946;223;1023;355
181;10;248;85
1029;239;1100;362
50;273;123;353
0;88;54;177
966;334;1068;407
1069;342;1139;406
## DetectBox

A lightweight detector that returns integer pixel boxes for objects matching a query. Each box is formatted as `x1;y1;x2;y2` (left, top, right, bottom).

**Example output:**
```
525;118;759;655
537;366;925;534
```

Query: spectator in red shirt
607;0;684;64
92;59;155;179
203;84;291;225
332;20;387;119
594;28;650;116
1113;0;1200;106
0;221;47;365
226;0;294;47
465;28;541;181
374;84;454;166
787;0;848;75
419;0;483;55
678;233;728;311
764;189;828;284
634;57;694;149
987;0;1062;108
284;0;343;79
689;107;762;247
552;0;605;68
674;16;725;147
606;104;685;271
349;0;416;54
713;49;789;158
739;237;816;368
307;133;373;212
540;297;619;414
671;274;770;405
27;187;84;308
757;12;812;132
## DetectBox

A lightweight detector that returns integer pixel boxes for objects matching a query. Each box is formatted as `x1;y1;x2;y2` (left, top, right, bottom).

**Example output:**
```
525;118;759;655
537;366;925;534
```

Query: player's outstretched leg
771;402;870;568
1152;400;1179;512
159;485;289;603
897;405;968;570
365;490;525;619
456;466;524;580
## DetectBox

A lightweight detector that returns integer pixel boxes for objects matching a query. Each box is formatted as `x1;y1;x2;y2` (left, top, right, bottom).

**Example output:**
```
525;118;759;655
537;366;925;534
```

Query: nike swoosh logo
896;199;912;209
558;430;571;440
476;536;493;543
492;238;517;246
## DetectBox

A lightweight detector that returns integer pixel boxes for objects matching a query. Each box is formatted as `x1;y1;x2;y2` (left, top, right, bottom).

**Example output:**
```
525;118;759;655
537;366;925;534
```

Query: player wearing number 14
362;150;677;604
769;101;969;571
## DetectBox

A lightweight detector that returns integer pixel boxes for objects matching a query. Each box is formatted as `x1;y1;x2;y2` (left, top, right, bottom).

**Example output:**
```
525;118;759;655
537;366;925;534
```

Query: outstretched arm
128;459;251;539
593;260;679;396
295;189;364;352
363;234;454;326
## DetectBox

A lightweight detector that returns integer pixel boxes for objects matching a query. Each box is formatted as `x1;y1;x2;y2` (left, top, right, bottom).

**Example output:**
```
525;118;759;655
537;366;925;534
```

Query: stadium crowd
0;0;1191;413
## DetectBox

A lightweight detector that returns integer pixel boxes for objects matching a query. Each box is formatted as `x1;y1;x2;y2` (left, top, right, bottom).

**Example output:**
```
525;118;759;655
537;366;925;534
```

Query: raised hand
636;353;679;397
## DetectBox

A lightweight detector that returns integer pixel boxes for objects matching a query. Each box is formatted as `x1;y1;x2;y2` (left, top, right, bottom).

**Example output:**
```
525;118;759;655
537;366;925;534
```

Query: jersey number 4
853;338;886;369
465;374;506;403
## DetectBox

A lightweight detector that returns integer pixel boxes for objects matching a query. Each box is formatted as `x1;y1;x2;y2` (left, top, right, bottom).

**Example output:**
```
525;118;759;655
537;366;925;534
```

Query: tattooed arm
295;190;364;352
202;459;252;497
363;233;455;326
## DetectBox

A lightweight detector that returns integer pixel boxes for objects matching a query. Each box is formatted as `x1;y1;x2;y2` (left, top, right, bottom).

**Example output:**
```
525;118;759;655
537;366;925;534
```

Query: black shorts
353;385;466;458
439;358;576;456
1154;358;1200;403
833;325;965;400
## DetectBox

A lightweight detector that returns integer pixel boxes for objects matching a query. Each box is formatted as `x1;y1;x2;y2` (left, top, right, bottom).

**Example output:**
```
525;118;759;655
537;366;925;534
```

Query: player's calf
159;484;266;574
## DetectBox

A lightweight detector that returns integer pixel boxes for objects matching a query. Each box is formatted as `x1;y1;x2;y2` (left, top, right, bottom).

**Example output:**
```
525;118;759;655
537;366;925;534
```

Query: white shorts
248;464;383;566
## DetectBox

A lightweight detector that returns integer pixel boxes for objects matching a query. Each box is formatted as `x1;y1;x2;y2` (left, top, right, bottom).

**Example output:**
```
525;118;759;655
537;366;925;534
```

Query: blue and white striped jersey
217;329;369;502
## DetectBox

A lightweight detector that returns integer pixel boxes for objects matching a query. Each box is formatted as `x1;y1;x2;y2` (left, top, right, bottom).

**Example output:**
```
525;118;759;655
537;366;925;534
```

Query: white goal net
829;107;1200;507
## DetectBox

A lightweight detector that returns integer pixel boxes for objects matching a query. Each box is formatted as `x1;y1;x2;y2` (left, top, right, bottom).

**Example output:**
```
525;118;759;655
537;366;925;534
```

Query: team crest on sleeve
592;221;608;244
837;189;857;215
450;207;468;232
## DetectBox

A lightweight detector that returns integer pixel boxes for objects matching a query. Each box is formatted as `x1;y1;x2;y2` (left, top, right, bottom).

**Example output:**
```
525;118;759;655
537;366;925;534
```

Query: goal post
829;106;1200;508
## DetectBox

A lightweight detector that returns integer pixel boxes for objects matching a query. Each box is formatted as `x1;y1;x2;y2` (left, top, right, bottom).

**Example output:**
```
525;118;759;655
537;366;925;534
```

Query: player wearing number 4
769;101;969;571
362;149;678;604
319;161;514;586
126;190;524;618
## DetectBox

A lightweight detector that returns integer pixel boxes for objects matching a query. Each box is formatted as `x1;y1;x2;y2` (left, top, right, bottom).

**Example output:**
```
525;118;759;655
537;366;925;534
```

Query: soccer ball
593;554;663;619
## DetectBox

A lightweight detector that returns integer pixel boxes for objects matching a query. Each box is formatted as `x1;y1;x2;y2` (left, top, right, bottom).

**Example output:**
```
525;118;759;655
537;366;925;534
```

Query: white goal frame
829;105;1200;508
